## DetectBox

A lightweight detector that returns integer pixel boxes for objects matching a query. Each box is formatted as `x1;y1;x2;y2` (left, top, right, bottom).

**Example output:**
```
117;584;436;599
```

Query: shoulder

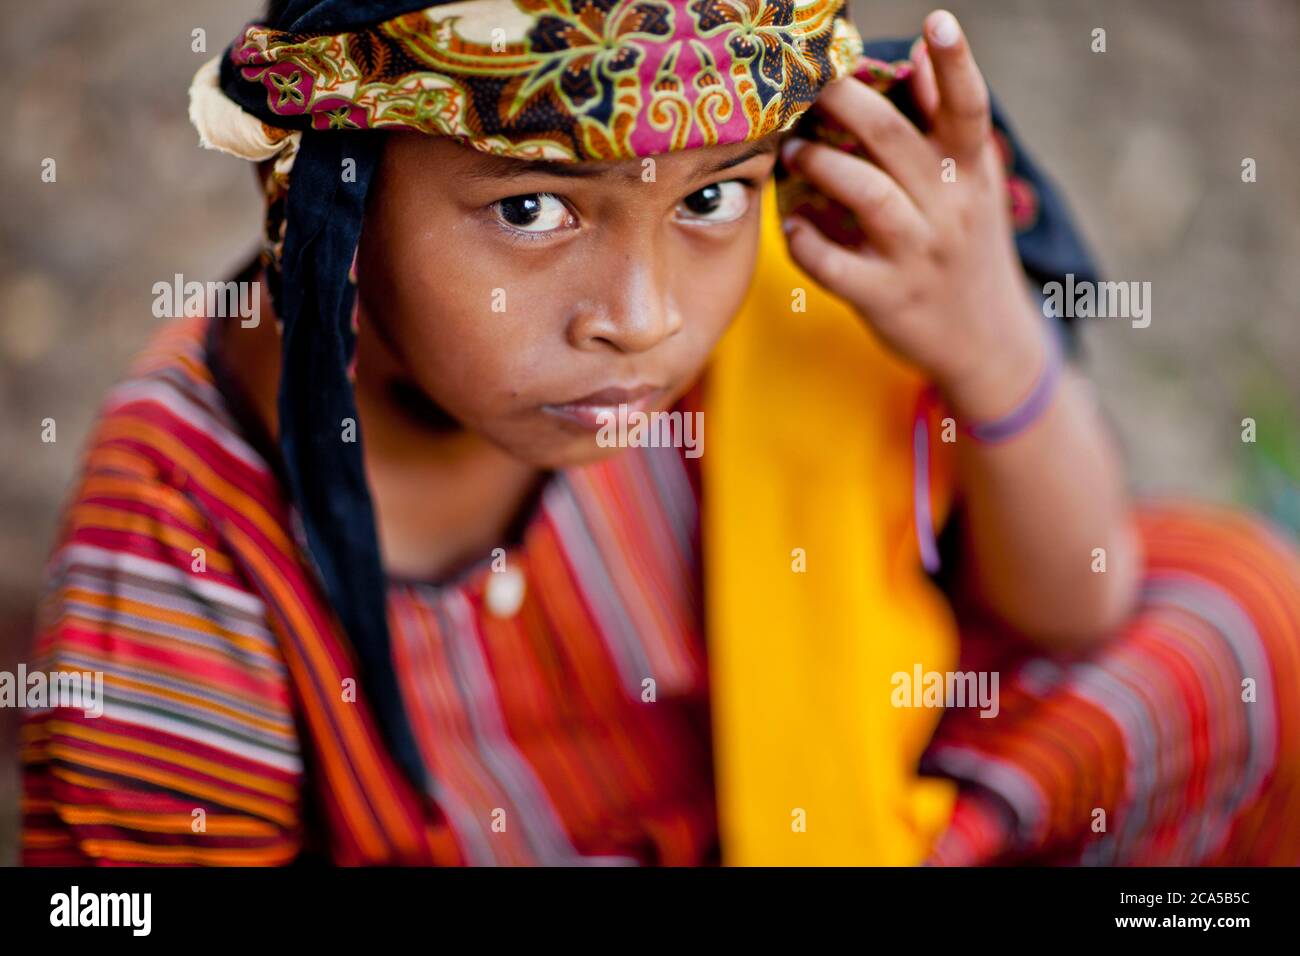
40;318;284;664
22;318;305;865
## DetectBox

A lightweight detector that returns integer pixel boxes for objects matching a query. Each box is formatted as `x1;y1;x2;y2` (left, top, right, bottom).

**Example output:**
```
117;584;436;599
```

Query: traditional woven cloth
924;503;1300;866
20;317;1300;865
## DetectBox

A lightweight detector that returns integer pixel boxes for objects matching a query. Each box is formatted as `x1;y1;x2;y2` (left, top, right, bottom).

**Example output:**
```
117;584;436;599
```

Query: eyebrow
462;138;777;184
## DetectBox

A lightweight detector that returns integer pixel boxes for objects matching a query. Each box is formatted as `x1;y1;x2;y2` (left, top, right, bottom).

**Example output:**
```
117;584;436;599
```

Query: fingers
782;214;891;311
780;138;928;253
909;37;940;123
812;76;935;201
923;9;992;156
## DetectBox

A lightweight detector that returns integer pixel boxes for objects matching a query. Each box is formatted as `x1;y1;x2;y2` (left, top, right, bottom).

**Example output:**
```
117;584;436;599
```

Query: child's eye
491;192;570;234
676;180;750;224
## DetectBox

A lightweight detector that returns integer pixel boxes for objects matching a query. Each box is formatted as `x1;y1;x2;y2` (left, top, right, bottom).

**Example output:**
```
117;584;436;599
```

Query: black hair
262;1;436;31
265;0;294;23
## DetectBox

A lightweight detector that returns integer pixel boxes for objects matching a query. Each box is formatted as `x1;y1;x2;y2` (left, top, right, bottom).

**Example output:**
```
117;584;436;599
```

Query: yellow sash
703;181;961;864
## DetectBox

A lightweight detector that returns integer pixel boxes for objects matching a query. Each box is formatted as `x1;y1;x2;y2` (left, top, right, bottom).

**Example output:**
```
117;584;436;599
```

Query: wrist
937;309;1052;425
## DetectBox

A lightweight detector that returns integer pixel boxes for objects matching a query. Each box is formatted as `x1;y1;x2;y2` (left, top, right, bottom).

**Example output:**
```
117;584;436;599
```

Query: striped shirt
22;317;718;865
24;319;1300;867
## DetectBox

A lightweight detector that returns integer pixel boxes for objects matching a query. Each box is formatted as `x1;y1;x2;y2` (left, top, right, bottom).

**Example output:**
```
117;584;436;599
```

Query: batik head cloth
220;0;863;161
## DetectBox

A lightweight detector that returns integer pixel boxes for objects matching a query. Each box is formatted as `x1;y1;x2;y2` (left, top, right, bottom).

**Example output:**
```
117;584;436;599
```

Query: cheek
359;221;554;425
386;279;554;427
671;221;763;353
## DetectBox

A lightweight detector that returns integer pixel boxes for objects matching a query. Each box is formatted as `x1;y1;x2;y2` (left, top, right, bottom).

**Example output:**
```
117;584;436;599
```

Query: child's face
356;131;780;467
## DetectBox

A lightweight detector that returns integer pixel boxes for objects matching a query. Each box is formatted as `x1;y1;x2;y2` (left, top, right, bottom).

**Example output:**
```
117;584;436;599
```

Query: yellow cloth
703;181;961;865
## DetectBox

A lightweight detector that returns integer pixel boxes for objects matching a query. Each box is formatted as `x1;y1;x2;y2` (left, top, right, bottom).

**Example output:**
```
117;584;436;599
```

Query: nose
566;253;683;354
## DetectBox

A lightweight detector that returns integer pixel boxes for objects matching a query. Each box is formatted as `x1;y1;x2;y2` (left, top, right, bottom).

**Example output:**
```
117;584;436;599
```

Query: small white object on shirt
485;565;526;618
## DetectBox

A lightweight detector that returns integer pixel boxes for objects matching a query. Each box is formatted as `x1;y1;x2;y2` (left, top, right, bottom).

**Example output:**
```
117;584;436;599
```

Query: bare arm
943;316;1141;648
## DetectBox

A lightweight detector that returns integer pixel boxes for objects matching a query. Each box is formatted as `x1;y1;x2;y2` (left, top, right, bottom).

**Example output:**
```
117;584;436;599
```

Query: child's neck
215;282;544;585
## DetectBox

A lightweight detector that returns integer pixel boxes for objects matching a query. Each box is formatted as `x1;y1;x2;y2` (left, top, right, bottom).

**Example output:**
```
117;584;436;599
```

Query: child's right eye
491;193;571;234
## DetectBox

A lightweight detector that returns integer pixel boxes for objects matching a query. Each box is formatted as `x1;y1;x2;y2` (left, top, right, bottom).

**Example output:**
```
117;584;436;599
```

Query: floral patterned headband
194;0;863;170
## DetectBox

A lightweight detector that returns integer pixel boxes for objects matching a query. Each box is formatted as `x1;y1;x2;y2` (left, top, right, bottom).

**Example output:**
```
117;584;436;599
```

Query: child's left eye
676;180;750;224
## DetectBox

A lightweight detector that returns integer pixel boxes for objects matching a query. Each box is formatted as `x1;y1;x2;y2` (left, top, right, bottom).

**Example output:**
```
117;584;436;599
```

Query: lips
541;384;666;431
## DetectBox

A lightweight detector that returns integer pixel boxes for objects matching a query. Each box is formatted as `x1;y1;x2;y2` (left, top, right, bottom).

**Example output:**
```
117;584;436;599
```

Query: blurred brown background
1;0;1297;865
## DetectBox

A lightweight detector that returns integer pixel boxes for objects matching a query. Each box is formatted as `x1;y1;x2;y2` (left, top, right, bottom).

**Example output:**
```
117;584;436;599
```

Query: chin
505;431;629;470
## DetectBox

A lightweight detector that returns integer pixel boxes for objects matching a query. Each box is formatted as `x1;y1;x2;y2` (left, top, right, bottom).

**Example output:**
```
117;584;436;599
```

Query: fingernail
781;136;809;167
781;216;799;236
930;10;961;47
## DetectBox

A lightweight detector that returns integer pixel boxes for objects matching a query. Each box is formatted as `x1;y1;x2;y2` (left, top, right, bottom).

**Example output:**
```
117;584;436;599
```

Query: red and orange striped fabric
22;317;714;865
925;502;1300;865
20;318;1300;865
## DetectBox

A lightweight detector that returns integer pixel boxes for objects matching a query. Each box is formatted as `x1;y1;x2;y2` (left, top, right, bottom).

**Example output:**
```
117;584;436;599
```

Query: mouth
540;383;667;431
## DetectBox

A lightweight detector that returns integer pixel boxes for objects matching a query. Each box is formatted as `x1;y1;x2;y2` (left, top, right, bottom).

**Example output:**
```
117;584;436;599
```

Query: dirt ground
1;0;1297;865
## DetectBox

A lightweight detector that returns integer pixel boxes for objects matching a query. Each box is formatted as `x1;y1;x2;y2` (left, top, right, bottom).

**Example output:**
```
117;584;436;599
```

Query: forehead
452;135;782;185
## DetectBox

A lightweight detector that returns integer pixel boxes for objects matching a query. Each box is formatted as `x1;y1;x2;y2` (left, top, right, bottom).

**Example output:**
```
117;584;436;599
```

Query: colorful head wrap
190;0;1099;841
218;0;863;159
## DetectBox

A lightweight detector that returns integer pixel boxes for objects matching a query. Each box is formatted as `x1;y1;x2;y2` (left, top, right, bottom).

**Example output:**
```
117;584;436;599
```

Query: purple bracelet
962;334;1063;444
912;333;1064;575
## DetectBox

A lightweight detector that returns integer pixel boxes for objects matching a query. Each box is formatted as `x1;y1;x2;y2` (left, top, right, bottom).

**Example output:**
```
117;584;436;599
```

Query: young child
21;0;1300;865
